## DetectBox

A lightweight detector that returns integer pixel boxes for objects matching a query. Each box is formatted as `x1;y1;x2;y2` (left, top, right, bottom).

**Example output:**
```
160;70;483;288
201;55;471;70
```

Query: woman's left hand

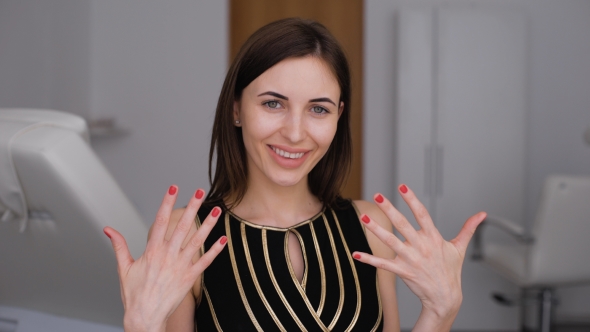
352;184;486;330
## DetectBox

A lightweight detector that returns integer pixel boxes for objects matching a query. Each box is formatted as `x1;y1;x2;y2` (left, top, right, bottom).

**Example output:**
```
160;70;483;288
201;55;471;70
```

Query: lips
269;145;305;159
267;144;311;169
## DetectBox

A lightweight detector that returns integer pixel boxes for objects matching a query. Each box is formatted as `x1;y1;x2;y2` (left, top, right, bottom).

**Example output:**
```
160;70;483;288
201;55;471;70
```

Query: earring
235;120;240;124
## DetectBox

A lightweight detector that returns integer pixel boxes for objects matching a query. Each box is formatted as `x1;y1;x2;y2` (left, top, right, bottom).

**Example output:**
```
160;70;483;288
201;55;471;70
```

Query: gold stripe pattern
284;232;330;331
309;221;326;316
331;209;363;331
242;223;286;331
226;215;264;332
263;229;308;331
203;286;223;332
322;213;345;330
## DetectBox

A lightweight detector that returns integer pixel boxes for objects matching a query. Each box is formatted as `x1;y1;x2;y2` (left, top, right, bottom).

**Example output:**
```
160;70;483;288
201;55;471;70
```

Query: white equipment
473;175;590;332
0;109;148;331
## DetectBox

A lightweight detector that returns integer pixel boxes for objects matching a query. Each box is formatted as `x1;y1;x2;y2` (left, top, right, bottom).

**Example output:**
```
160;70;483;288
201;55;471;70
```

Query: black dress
195;199;383;331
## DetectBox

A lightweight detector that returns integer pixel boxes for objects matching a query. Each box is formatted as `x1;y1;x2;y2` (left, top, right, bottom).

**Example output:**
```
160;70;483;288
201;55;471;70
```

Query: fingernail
104;229;111;239
195;189;204;199
220;236;227;245
399;184;408;194
212;207;221;218
168;185;177;195
375;194;384;203
353;253;361;260
361;215;370;224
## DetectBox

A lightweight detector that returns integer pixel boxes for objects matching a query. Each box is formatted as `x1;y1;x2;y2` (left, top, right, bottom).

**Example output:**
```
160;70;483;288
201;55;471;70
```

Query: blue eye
312;106;328;114
264;100;281;109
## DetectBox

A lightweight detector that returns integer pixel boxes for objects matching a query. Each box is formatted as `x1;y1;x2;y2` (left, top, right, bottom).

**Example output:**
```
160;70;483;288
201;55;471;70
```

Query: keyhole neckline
224;205;325;232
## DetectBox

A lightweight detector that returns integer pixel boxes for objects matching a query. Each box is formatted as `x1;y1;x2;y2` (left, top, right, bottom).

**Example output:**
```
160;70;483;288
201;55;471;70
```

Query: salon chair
472;175;590;332
0;109;147;331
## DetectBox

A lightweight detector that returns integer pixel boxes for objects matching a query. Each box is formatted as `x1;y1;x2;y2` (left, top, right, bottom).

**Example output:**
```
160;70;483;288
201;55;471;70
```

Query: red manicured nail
168;186;177;195
104;229;111;239
195;189;204;199
353;253;361;260
400;185;408;194
375;194;384;203
361;215;370;224
212;207;221;218
220;236;227;245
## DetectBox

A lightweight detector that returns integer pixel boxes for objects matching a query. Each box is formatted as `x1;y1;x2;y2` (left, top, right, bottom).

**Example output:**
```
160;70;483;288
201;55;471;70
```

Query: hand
103;186;226;332
352;184;486;330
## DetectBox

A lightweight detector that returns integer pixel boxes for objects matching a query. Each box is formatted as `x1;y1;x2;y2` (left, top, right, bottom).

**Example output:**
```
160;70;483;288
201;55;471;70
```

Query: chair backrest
0;109;148;326
529;175;590;286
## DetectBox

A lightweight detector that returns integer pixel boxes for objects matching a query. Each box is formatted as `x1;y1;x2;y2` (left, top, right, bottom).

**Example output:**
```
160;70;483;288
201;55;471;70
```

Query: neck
229;164;323;228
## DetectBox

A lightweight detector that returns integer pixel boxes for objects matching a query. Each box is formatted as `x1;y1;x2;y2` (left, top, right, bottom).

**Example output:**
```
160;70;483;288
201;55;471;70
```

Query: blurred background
1;0;589;331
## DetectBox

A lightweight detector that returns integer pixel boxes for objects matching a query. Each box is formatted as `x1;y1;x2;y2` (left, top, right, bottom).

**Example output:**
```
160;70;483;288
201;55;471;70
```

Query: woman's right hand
103;186;226;332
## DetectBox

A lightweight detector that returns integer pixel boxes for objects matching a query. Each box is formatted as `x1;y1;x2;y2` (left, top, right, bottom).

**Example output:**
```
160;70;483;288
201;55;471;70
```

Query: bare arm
354;200;401;332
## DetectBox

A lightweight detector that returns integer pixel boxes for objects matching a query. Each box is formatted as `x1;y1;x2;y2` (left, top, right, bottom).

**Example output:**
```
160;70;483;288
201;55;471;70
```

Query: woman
103;18;486;331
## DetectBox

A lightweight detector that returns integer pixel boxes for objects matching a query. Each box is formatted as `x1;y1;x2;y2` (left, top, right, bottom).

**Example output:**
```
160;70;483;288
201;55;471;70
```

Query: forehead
244;56;340;99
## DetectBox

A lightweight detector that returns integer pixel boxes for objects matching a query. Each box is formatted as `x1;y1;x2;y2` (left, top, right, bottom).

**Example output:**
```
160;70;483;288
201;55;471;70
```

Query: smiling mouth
269;145;307;159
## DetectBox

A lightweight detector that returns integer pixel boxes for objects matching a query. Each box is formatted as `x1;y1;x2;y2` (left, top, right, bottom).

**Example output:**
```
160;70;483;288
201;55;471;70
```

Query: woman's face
235;56;343;188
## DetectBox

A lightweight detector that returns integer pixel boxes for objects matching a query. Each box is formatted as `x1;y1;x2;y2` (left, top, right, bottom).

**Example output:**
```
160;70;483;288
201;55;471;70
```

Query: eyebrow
257;91;336;106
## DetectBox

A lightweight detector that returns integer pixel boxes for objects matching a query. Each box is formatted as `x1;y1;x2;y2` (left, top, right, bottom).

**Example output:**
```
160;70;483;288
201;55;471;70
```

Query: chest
195;206;384;331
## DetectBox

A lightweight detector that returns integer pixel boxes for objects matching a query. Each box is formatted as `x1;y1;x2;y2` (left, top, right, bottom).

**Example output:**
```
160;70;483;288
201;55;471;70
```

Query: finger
169;189;206;250
148;185;179;248
190;235;227;277
397;184;436;234
182;206;222;260
352;251;402;275
359;214;405;253
451;211;487;255
373;192;419;244
104;226;134;274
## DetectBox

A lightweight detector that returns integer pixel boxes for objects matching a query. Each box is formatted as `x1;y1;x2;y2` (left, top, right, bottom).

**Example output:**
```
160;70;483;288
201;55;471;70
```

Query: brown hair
206;18;352;208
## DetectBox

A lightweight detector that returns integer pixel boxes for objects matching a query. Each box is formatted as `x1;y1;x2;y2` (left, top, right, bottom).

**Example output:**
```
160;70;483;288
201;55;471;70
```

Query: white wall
0;0;91;117
88;0;228;221
364;0;590;329
0;0;228;223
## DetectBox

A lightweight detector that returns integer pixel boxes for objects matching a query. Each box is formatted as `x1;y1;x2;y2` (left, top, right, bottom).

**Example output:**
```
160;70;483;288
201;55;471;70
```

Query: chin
268;172;306;188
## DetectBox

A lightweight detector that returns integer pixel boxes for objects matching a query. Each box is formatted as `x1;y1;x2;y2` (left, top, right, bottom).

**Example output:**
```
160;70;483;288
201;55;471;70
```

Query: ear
233;100;242;127
337;101;344;118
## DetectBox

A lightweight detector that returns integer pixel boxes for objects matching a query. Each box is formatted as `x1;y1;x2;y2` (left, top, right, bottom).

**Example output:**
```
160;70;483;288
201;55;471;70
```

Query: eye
311;106;329;114
263;100;281;109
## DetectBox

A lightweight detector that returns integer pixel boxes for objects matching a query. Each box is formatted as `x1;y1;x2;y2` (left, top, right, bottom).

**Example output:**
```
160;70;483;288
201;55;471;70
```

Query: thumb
104;226;134;274
451;211;487;255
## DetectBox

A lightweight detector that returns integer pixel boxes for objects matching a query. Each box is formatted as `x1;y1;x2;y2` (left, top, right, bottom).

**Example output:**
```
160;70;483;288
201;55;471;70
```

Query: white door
396;7;527;330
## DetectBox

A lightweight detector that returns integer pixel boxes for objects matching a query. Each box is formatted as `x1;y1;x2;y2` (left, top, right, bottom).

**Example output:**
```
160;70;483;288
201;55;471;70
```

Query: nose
281;109;306;143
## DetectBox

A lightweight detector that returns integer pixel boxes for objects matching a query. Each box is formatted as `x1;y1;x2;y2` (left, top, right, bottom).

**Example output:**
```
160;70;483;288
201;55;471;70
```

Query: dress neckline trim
224;206;326;232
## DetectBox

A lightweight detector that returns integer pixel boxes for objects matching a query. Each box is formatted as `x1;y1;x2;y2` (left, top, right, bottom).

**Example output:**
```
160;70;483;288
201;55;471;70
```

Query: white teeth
271;146;305;159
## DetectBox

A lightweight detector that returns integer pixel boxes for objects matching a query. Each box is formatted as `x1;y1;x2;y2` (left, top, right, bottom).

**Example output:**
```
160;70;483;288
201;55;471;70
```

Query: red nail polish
361;215;370;224
212;207;221;218
168;186;177;195
220;236;227;245
353;253;361;260
104;229;111;239
195;189;204;199
400;185;408;194
375;194;384;203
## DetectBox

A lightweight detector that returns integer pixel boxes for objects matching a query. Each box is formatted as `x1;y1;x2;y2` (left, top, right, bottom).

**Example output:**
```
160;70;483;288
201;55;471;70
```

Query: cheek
310;120;339;150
